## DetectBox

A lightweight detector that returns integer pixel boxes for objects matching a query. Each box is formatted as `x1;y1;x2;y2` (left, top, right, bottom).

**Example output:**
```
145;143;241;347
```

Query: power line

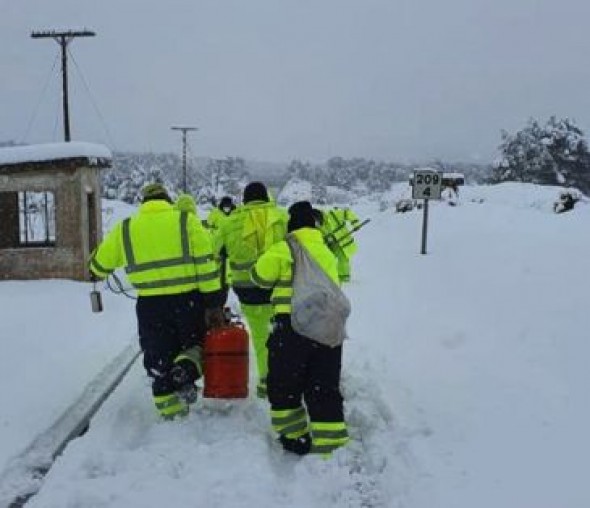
67;47;117;150
31;29;96;142
20;51;59;143
185;143;207;182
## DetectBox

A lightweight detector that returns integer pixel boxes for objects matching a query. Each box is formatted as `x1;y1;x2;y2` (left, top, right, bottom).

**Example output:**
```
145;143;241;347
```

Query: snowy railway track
0;343;140;508
0;347;397;507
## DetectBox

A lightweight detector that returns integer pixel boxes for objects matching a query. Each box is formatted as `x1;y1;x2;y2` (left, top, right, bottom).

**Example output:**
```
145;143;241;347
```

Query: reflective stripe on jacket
89;200;221;297
320;207;360;259
250;228;339;315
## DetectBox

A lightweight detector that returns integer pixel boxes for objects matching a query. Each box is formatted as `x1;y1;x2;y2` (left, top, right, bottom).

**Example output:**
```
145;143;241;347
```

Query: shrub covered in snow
492;117;590;195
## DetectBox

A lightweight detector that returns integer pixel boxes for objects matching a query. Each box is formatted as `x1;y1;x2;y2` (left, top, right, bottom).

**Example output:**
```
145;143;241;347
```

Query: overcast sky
2;0;590;163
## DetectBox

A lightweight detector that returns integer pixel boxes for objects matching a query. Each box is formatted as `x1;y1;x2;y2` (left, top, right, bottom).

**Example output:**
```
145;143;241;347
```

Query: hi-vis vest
90;200;220;297
215;201;288;290
251;228;339;316
320;208;361;259
206;207;228;231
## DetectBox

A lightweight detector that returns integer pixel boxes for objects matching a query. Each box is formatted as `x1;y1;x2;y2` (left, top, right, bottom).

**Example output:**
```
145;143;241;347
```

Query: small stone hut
0;142;112;281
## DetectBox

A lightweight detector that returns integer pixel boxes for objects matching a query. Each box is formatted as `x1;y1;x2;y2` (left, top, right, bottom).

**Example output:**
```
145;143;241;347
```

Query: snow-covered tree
286;159;314;181
193;157;250;205
492;117;590;194
102;152;180;203
325;157;356;189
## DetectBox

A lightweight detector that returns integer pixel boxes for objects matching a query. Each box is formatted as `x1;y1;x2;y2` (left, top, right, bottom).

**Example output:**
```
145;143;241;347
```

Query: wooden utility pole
31;29;96;142
171;126;198;192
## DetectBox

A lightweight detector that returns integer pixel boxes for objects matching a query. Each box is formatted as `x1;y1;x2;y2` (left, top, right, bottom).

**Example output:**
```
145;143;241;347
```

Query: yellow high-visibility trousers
240;303;274;394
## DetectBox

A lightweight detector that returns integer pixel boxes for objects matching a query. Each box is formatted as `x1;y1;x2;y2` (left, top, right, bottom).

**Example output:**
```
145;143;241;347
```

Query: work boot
177;383;199;404
279;433;312;456
171;364;199;405
153;393;189;420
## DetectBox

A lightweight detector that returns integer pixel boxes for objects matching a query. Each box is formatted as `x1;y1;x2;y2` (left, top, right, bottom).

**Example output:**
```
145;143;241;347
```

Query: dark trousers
267;315;344;423
136;291;205;396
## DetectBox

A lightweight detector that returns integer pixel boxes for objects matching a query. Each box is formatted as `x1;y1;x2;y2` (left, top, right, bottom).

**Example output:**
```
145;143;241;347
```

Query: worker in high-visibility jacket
175;192;202;220
90;183;225;420
214;182;288;398
316;206;361;283
207;196;236;230
250;201;349;457
206;196;236;303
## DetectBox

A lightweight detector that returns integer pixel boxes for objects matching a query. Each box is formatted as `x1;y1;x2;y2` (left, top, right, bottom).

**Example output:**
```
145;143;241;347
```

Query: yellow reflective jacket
89;200;221;297
214;200;288;290
175;193;200;219
206;207;229;231
206;207;233;284
319;207;361;259
251;228;339;315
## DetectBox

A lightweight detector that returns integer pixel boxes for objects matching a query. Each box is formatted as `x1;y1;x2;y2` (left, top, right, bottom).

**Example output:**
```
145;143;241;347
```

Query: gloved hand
205;307;226;330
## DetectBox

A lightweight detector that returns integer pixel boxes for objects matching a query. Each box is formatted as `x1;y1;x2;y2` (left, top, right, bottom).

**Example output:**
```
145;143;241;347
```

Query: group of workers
89;181;362;457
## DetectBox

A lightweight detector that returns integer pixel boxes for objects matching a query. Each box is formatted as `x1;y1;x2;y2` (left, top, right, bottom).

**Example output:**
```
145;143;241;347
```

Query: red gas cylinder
203;323;249;399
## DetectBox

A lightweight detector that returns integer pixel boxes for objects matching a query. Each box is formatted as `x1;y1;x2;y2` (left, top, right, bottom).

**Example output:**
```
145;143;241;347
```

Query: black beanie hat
288;201;317;232
243;182;269;203
219;196;233;207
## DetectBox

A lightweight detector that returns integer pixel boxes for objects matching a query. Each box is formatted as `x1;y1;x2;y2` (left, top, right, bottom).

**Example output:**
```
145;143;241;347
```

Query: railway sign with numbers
412;170;442;200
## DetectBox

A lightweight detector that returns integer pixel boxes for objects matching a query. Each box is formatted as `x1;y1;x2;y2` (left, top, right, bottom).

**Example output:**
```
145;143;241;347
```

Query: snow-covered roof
442;172;465;179
0;142;112;168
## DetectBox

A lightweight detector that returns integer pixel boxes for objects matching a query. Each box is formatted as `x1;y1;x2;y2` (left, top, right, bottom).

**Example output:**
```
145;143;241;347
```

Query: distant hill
102;151;290;204
0;141;492;204
110;151;288;186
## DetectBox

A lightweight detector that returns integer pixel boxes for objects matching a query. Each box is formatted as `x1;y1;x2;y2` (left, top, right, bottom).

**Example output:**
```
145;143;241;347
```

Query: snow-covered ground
1;183;589;508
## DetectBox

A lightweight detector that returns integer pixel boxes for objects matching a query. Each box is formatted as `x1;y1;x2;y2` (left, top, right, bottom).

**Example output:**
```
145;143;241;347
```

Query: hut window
18;191;56;247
